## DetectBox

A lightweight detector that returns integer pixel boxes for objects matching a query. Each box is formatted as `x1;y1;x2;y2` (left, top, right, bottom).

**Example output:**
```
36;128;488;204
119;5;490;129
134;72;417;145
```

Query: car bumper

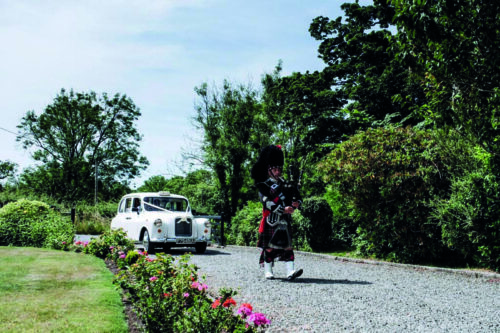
153;236;211;246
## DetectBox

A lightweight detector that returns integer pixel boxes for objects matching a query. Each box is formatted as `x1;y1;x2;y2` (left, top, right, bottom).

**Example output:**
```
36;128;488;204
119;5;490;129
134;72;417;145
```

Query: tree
309;0;426;126
261;63;345;196
392;0;500;167
17;89;149;203
178;170;218;215
0;161;16;180
138;175;170;192
193;80;268;219
138;171;218;215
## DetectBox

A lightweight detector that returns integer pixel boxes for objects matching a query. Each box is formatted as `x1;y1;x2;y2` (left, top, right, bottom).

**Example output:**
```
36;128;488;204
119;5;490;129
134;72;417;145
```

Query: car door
111;198;128;231
117;197;139;241
126;197;143;241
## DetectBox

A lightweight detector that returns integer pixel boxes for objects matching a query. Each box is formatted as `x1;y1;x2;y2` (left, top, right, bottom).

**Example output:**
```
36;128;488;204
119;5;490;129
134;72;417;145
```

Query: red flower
240;303;253;311
211;299;221;309
222;297;236;308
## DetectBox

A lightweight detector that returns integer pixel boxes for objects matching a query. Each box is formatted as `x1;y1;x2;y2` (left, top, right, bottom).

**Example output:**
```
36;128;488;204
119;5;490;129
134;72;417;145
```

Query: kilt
258;215;294;264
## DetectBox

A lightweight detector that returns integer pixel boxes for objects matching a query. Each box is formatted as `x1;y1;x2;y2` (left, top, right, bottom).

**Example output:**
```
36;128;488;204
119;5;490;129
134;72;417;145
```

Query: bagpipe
258;175;302;234
272;176;302;208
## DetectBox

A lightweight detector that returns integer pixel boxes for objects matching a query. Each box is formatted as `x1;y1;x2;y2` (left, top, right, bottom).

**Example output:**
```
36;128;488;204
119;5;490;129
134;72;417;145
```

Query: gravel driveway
187;245;500;333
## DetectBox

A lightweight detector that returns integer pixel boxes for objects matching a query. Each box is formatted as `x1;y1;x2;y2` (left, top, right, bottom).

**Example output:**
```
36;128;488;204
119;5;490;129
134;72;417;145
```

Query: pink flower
62;241;66;245
248;312;271;327
183;293;189;298
191;281;208;291
119;254;126;259
149;276;158;282
237;303;253;318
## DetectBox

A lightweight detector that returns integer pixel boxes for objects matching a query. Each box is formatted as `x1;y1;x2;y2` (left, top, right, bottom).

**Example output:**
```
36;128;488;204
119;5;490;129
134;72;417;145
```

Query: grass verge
0;247;128;333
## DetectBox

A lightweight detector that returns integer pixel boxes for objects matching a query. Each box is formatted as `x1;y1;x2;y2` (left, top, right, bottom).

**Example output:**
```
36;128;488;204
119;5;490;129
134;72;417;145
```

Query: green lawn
0;247;128;333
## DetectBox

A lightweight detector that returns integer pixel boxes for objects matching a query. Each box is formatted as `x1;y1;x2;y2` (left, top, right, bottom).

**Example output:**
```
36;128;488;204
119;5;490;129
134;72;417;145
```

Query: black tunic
256;177;302;263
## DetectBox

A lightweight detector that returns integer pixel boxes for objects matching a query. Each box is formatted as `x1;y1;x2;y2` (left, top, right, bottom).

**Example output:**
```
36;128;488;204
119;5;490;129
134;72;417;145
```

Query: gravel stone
188;245;500;333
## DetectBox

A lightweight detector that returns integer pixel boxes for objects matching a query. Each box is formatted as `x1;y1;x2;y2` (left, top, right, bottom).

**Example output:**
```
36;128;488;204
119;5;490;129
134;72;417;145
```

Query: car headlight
154;218;162;226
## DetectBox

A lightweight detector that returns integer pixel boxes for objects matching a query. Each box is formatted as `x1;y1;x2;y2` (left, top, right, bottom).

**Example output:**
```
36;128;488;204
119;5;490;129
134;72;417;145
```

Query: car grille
175;217;192;236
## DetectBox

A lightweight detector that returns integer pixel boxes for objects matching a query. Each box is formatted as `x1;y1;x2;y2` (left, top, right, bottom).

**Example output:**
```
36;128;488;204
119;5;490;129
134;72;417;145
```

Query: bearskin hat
251;145;284;183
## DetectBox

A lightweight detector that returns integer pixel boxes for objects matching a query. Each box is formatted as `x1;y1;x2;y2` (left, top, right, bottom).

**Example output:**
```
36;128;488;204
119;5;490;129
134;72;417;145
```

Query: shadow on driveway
275;277;373;285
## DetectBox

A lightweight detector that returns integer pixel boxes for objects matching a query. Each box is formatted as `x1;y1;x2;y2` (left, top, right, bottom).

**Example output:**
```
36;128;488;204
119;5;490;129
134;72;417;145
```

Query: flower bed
80;230;270;332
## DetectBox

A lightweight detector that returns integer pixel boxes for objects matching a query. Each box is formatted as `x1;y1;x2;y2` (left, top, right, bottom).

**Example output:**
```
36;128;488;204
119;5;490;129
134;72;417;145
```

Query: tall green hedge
228;201;261;246
294;197;334;252
320;127;452;264
430;130;500;271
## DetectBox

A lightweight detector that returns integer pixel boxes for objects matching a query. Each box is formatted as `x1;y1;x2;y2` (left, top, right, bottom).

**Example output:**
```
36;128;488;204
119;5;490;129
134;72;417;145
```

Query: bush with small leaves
84;228;135;259
320;127;450;263
229;201;262;246
295;197;334;252
0;199;74;249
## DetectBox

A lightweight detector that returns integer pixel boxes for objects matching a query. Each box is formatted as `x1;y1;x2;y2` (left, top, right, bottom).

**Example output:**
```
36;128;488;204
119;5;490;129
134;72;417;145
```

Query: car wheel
142;230;155;254
195;243;207;254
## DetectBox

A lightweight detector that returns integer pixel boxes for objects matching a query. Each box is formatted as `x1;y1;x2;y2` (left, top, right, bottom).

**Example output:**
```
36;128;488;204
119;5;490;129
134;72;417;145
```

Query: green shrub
84;228;135;259
323;185;358;250
228;201;262;246
74;201;118;235
291;210;312;252
295;197;334;252
431;131;500;271
0;199;74;249
433;172;500;270
320;127;450;264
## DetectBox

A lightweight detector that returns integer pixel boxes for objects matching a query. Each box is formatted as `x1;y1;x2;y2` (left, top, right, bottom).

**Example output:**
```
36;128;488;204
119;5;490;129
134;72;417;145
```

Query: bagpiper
251;144;303;280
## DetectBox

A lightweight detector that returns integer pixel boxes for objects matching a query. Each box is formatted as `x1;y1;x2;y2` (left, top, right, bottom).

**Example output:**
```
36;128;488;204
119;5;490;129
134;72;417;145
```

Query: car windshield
143;197;189;212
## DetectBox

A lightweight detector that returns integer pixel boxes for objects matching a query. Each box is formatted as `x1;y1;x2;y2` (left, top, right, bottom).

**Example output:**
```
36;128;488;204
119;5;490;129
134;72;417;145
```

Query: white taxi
110;191;211;253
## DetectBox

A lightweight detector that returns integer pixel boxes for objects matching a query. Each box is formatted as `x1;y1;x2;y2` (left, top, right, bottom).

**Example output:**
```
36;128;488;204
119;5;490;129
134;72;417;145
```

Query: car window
144;197;189;212
118;199;127;213
133;198;141;210
125;198;133;212
144;197;162;211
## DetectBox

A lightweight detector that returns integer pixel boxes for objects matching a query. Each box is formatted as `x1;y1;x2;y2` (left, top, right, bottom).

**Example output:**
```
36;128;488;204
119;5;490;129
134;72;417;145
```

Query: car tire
142;229;155;254
195;243;207;254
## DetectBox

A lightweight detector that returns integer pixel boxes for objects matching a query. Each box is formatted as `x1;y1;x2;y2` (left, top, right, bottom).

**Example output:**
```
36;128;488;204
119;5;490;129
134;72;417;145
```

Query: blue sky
0;0;371;188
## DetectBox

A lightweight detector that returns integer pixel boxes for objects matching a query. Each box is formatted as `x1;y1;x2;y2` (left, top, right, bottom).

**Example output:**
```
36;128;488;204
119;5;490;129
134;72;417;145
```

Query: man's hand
284;206;295;214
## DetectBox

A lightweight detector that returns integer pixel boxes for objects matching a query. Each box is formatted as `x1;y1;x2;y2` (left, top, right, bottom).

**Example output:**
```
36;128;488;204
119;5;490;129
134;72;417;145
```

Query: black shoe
287;268;303;281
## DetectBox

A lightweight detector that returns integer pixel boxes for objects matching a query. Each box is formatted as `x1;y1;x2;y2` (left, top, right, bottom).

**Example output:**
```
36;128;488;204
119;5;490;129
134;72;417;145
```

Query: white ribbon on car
143;202;173;212
144;201;192;214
